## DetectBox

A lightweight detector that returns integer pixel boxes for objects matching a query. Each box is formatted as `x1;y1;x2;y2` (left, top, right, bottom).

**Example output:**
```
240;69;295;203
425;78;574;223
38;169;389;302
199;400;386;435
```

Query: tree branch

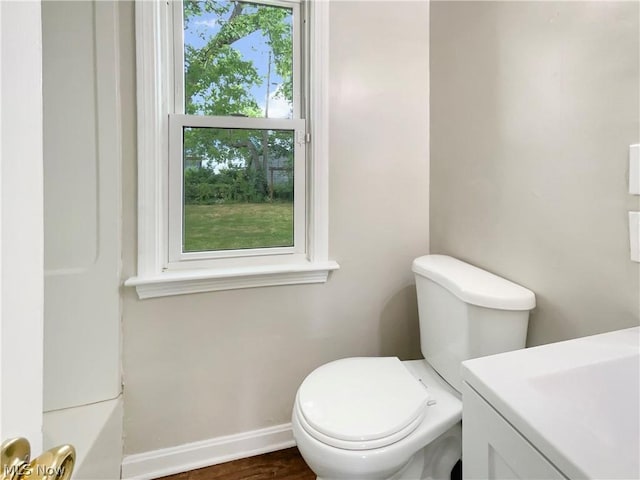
199;3;260;66
231;138;260;170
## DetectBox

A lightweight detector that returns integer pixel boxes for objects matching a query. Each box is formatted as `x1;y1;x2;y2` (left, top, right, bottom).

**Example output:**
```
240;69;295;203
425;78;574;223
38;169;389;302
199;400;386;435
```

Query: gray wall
430;1;640;346
121;1;429;454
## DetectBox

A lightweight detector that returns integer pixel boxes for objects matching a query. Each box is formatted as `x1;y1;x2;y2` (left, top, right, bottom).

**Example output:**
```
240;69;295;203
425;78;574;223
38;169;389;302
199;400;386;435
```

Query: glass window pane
183;126;294;252
183;1;294;119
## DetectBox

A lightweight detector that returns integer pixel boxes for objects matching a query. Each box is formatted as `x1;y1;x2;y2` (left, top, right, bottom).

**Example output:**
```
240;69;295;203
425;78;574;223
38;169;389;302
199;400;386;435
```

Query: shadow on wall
379;285;423;360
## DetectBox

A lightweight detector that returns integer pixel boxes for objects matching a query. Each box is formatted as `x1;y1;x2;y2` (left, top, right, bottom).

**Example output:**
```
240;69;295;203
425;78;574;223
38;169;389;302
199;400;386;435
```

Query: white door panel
42;0;121;411
0;0;44;452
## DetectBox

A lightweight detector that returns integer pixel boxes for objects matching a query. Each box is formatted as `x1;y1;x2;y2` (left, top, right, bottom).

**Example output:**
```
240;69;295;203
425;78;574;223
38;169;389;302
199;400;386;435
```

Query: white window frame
168;115;307;265
126;0;337;299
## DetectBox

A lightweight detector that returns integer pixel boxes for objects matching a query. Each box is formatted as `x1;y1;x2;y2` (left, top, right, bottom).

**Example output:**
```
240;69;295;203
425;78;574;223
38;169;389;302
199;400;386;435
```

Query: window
127;0;337;298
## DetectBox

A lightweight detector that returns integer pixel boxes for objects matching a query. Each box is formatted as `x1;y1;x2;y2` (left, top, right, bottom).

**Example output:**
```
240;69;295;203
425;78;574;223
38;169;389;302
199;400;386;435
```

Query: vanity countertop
462;326;639;480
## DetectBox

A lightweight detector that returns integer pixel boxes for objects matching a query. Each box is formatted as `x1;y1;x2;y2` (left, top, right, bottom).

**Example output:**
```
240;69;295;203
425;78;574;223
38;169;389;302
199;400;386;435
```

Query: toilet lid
297;357;429;446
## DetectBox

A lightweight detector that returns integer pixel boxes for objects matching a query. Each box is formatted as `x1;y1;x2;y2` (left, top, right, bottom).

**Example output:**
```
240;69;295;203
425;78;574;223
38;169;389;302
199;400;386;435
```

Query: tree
182;0;295;203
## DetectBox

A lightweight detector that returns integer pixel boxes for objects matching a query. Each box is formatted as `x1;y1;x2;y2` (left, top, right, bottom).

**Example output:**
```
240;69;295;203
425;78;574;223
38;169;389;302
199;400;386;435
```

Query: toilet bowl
292;358;462;480
292;255;536;480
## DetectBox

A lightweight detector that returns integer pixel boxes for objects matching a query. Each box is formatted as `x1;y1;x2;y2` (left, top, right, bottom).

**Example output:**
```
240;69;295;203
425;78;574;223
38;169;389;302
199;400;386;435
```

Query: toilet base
312;424;462;480
396;423;462;480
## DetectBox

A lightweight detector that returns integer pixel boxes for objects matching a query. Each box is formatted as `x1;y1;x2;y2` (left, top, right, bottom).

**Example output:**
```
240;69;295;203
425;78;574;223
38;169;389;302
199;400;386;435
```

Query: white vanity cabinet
461;382;566;480
460;327;639;480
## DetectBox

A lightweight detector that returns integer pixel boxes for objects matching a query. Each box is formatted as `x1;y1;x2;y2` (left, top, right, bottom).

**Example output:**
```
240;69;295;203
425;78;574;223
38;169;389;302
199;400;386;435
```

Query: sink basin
530;354;639;470
462;327;640;480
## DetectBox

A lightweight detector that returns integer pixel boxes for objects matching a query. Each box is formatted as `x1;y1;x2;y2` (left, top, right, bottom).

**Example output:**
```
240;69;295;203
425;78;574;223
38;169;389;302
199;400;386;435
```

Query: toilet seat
296;357;430;450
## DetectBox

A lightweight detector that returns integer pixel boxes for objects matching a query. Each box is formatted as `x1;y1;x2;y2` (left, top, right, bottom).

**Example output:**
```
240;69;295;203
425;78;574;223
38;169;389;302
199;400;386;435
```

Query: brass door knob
1;438;30;480
1;438;75;480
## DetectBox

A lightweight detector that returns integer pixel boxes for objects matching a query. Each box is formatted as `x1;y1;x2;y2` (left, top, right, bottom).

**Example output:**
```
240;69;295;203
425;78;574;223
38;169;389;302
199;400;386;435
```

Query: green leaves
183;0;293;117
184;164;268;204
183;127;294;205
185;44;261;116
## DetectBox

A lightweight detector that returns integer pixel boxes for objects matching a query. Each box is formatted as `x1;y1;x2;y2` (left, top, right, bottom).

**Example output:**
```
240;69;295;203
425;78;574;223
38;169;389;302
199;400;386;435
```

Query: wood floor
155;448;315;480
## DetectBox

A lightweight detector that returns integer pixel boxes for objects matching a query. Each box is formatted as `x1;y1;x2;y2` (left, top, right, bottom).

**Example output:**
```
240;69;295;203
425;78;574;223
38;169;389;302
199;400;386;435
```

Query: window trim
126;0;338;299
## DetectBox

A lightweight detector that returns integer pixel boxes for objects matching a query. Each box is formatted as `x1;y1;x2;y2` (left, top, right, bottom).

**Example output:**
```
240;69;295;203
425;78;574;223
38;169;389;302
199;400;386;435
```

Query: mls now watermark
4;464;67;477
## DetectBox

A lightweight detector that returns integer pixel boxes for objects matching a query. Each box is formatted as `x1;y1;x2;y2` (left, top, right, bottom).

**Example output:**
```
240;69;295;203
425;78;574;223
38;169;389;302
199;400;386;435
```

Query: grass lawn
184;202;293;252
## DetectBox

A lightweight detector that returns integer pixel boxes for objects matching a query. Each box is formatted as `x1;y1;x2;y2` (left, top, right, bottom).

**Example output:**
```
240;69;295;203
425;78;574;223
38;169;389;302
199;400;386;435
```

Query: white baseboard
120;423;295;480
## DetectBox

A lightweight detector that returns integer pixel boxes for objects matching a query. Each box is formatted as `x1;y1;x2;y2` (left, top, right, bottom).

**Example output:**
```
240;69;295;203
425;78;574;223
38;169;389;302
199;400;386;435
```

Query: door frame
0;0;44;453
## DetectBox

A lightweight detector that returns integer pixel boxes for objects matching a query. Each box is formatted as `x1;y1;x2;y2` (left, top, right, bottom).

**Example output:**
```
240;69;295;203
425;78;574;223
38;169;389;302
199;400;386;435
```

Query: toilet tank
412;255;535;392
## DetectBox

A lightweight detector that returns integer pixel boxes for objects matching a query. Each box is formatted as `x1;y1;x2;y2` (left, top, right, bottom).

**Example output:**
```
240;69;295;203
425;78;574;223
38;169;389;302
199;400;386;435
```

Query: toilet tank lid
412;255;536;311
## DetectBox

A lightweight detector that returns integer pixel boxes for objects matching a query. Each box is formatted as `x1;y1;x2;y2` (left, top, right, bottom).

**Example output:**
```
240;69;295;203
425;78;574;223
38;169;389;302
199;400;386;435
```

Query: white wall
121;0;430;455
430;1;640;346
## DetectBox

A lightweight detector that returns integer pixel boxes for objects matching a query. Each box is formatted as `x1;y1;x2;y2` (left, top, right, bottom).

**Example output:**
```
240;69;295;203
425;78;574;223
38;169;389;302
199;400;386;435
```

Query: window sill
124;261;340;299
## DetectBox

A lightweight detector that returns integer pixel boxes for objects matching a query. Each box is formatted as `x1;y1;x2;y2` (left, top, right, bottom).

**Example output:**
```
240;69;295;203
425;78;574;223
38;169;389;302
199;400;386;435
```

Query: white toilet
292;255;536;480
